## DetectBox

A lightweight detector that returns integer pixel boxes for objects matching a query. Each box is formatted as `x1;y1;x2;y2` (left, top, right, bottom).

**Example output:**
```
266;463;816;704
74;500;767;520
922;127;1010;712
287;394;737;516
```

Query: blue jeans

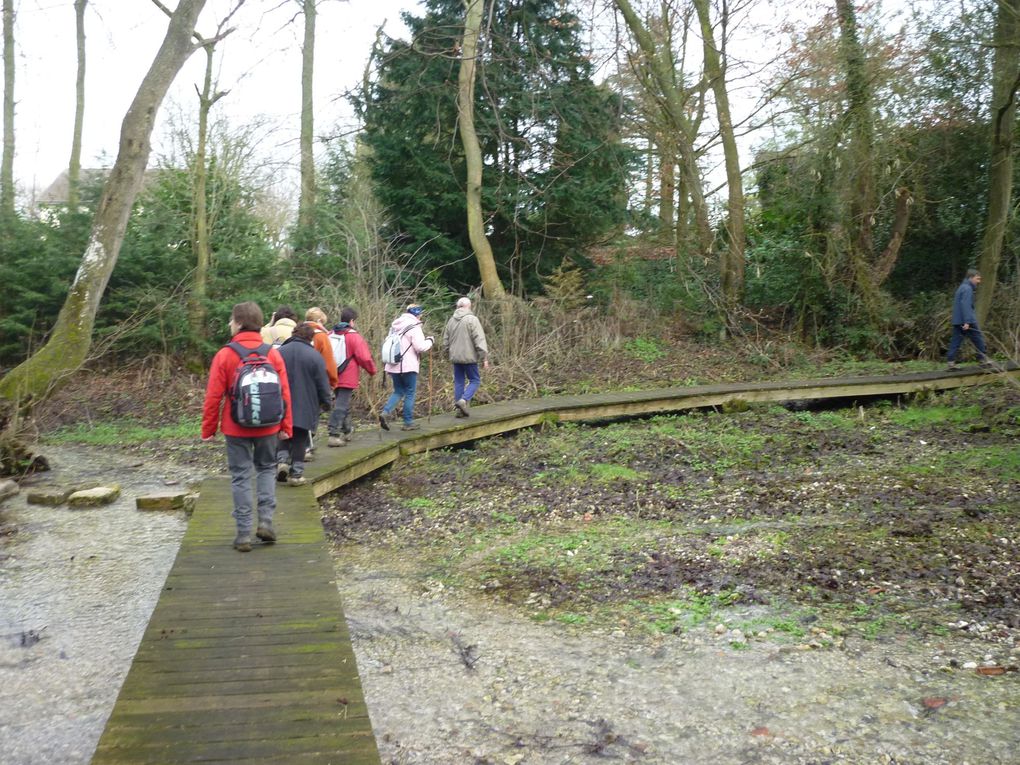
382;372;418;424
453;363;481;402
225;434;277;533
947;324;987;362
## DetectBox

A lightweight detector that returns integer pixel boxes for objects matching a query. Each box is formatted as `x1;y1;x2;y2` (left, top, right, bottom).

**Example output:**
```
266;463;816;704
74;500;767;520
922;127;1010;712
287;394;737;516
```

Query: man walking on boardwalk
202;302;293;552
946;269;991;370
442;297;489;417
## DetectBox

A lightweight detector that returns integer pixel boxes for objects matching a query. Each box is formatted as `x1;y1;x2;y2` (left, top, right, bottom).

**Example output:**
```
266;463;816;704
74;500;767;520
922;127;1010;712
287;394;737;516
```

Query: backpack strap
226;342;271;359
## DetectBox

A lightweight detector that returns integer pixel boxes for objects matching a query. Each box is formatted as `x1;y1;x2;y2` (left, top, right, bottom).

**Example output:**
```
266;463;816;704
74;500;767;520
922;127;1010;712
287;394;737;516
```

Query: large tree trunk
977;0;1020;325
296;0;316;247
694;0;745;315
457;0;505;298
0;0;206;405
835;0;883;312
68;0;87;210
1;0;14;221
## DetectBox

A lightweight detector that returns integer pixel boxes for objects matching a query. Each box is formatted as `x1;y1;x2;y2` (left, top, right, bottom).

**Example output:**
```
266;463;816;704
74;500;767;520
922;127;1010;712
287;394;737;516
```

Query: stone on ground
136;492;197;514
0;478;19;502
26;487;73;506
67;485;122;507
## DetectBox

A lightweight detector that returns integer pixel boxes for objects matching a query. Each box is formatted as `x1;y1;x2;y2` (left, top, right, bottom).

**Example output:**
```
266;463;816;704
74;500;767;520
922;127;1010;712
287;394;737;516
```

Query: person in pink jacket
327;307;378;446
379;304;434;431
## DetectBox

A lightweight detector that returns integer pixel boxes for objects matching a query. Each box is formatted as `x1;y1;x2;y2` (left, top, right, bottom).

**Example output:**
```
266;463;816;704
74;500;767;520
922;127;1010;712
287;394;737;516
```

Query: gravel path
0;448;201;765
336;546;1020;765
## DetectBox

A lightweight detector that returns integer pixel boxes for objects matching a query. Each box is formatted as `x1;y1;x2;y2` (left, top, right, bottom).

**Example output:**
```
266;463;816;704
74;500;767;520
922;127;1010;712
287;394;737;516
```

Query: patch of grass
590;463;645;482
556;612;588;625
635;590;741;634
624;337;667;363
44;416;202;446
406;497;439;511
901;445;1020;481
889;405;982;429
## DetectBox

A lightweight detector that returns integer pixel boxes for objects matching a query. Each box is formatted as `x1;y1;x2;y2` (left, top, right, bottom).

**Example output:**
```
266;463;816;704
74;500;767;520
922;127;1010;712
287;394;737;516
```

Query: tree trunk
0;0;206;406
296;0;316;247
977;0;1020;325
835;0;879;306
68;0;87;211
694;0;745;312
189;42;227;354
1;0;14;221
657;132;675;237
457;0;505;298
614;0;713;261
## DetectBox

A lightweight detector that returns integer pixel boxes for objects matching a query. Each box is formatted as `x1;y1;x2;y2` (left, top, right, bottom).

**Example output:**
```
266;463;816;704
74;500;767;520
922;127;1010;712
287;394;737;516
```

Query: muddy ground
322;380;1020;764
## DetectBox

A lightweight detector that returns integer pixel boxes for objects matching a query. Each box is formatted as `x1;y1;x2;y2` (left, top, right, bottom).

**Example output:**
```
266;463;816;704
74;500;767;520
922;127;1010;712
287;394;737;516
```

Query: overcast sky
11;0;415;200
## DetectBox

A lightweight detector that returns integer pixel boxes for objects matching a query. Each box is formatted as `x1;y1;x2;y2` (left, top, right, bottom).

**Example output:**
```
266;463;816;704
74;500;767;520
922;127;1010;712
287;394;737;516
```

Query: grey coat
442;308;488;364
277;337;332;431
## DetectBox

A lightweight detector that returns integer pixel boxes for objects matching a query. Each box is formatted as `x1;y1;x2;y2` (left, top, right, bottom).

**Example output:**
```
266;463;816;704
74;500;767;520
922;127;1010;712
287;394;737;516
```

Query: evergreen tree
358;0;633;293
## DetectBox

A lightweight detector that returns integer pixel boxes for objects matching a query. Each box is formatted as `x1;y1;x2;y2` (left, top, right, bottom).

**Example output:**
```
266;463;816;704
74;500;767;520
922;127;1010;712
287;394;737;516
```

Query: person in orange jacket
202;302;293;552
302;307;337;460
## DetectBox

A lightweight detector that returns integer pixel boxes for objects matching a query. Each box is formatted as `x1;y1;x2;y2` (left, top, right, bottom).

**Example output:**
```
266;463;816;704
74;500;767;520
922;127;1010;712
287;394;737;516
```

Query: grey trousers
225;434;278;533
328;388;354;435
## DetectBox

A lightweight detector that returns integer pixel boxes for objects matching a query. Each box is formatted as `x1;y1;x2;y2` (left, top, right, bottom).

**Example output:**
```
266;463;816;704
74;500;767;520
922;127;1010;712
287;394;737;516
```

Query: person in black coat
275;322;333;486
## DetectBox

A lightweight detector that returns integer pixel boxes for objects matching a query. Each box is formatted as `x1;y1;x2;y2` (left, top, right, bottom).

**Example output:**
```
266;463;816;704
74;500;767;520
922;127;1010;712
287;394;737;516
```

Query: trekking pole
426;346;434;423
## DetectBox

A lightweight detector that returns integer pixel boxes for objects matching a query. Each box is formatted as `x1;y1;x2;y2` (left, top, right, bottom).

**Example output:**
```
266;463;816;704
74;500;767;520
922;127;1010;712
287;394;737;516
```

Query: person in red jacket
327;307;378;446
202;302;293;552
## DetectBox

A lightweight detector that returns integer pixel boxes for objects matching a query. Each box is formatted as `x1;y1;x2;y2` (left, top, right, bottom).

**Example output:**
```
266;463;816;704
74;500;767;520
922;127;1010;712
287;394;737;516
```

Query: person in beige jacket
441;297;488;417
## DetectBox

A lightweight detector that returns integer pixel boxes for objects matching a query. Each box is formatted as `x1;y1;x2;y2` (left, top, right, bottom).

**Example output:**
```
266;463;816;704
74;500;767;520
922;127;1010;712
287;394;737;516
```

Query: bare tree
67;0;88;210
977;0;1020;325
189;38;230;353
1;0;14;221
458;0;506;298
0;0;210;405
693;0;744;313
296;0;316;248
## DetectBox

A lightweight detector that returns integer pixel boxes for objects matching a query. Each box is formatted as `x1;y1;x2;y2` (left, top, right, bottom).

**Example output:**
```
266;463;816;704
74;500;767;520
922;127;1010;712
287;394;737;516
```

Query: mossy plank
94;729;379;764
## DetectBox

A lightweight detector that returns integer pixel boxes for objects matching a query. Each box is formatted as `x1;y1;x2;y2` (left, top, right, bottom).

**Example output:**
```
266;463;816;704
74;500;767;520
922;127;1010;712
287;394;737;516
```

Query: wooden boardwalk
91;363;1017;763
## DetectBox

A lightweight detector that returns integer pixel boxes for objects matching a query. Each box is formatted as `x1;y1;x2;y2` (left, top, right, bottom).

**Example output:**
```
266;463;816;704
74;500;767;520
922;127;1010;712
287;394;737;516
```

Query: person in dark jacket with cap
946;269;991;370
276;323;333;487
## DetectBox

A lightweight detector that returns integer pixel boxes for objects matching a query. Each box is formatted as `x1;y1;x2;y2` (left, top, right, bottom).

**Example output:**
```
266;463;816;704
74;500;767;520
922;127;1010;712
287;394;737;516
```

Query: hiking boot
287;474;307;487
256;522;277;543
328;435;345;447
303;449;315;462
276;462;290;482
379;413;391;431
233;532;253;553
946;362;958;371
980;359;999;371
455;399;470;417
401;422;420;431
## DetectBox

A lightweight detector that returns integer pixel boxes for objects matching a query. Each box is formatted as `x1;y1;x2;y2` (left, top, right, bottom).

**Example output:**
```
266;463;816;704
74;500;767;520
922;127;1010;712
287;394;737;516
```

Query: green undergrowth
44;416;202;446
324;379;1020;641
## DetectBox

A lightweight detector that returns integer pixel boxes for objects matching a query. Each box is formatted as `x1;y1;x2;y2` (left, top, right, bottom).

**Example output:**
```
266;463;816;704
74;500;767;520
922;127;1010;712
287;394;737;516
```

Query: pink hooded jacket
383;311;433;374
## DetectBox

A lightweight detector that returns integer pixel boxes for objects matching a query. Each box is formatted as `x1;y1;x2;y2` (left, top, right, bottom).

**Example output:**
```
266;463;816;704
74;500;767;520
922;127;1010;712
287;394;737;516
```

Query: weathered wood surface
92;364;1015;763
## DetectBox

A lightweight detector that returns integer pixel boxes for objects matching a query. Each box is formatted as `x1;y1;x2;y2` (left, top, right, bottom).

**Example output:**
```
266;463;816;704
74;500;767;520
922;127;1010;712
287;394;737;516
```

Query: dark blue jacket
951;279;978;326
277;337;332;431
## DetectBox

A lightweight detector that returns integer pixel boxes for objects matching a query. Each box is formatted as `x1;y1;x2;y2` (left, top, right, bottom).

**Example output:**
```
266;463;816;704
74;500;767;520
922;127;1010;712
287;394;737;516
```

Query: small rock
962;661;978;670
67;485;121;507
136;492;192;512
0;479;19;502
26;487;71;506
715;624;727;635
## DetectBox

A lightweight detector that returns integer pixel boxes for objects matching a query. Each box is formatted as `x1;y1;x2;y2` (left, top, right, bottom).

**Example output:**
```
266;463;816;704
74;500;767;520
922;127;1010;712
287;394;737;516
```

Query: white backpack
329;331;351;375
380;323;419;365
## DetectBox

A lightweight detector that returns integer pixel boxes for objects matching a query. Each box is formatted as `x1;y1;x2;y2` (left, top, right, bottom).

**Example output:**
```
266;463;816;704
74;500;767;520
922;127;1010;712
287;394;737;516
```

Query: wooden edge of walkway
308;363;1019;498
